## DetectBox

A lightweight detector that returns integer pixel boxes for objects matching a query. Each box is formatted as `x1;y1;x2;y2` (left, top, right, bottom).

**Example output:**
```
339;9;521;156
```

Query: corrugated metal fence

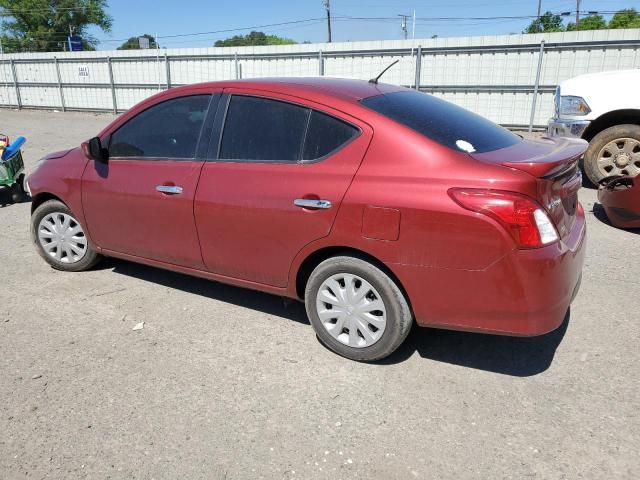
1;29;639;128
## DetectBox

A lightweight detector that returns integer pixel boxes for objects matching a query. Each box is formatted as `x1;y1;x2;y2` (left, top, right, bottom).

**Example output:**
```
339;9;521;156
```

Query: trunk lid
471;136;588;240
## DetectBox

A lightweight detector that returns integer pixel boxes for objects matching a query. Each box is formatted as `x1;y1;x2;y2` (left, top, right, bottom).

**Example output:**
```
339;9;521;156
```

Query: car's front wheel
304;255;413;361
31;199;101;272
584;124;640;184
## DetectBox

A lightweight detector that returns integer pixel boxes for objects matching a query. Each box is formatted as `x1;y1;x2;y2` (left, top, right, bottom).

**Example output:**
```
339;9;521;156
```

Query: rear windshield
361;90;521;154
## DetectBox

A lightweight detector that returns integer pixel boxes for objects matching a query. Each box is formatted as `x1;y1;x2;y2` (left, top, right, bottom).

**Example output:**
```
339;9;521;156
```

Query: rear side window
303;111;358;161
220;95;309;162
361;90;521;154
109;95;211;159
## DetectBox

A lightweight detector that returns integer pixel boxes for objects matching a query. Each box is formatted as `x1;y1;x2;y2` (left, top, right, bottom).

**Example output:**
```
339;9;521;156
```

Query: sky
90;0;639;49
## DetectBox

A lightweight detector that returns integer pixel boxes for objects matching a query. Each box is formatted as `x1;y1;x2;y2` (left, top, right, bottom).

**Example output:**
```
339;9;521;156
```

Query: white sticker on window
456;139;476;153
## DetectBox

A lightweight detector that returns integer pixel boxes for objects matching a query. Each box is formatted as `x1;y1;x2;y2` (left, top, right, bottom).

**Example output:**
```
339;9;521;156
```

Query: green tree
0;0;112;53
566;14;607;31
608;8;640;29
524;11;565;33
117;34;158;50
214;31;296;47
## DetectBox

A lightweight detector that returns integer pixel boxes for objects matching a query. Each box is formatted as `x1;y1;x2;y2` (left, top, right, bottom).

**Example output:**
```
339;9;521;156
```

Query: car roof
173;77;405;103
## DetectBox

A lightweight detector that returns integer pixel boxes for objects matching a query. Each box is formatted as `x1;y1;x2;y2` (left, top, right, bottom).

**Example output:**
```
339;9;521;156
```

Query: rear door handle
294;198;332;209
156;185;183;195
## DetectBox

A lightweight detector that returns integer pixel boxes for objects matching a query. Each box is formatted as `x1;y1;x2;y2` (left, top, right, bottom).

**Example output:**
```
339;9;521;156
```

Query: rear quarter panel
287;120;536;296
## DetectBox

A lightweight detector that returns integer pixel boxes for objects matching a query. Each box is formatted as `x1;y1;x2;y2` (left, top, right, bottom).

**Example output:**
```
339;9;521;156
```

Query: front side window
109;95;211;159
220;95;310;162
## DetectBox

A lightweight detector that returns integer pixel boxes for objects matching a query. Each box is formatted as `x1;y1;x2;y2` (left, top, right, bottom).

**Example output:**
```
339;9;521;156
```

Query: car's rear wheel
584;124;640;184
304;255;413;361
31;199;101;272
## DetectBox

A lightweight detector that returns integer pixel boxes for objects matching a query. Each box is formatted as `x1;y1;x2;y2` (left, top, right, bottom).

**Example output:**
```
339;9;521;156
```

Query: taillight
448;189;559;249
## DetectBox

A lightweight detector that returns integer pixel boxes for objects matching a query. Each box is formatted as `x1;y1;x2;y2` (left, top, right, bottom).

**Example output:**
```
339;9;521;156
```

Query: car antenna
369;59;400;84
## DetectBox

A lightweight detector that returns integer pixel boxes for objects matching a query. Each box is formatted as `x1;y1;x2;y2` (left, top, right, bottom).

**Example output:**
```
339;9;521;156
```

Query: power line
0;6;95;16
1;11;625;49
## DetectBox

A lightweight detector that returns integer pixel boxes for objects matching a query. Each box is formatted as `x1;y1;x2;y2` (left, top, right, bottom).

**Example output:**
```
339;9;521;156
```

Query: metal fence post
528;40;545;133
318;50;324;76
54;57;66;112
107;57;117;114
234;52;239;79
9;59;21;109
165;53;171;89
414;45;422;90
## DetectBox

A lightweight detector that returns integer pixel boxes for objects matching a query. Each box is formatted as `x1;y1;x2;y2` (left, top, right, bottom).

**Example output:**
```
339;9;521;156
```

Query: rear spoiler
470;136;587;178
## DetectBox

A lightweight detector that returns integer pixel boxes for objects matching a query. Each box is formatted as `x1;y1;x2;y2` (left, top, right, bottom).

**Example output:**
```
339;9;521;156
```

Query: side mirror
82;137;109;163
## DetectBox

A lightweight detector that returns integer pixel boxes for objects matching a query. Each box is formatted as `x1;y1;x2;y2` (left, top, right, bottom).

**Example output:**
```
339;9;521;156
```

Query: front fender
28;149;95;247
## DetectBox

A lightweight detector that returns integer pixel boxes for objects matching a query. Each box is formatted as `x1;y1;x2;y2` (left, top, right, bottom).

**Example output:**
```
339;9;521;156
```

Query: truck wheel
584;124;640;184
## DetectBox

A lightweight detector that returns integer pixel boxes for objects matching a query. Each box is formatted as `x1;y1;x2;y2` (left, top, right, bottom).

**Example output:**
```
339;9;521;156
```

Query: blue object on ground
1;136;26;161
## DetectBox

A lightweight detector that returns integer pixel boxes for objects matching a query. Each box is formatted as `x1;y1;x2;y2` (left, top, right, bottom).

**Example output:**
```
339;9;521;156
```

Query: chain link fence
1;29;639;129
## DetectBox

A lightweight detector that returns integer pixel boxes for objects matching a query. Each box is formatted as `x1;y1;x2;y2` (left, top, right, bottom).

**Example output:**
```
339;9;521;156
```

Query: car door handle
156;185;183;195
294;198;332;209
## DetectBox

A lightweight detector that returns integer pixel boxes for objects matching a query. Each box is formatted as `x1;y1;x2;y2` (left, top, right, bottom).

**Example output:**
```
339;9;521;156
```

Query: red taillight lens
448;188;559;249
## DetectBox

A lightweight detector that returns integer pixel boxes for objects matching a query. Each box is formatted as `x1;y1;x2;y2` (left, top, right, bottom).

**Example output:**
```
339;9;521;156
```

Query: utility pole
68;24;74;52
399;14;410;40
576;0;581;30
412;10;416;40
537;0;542;19
323;0;332;43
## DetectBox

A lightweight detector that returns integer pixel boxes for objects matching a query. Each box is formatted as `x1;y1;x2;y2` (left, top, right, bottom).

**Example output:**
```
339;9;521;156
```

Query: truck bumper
547;118;590;138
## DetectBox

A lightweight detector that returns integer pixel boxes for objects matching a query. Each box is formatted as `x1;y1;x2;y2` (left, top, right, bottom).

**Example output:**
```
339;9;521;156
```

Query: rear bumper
394;209;587;336
547;118;590;139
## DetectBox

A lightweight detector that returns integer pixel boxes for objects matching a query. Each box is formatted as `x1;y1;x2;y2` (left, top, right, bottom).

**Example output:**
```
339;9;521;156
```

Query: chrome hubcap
597;137;640;177
37;213;87;264
315;273;387;348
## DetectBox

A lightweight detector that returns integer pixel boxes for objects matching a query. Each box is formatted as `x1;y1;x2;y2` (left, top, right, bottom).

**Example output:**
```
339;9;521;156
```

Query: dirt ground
1;109;639;479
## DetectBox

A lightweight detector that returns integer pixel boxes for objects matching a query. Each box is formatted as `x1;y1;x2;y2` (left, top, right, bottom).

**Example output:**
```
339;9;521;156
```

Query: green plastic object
0;134;26;190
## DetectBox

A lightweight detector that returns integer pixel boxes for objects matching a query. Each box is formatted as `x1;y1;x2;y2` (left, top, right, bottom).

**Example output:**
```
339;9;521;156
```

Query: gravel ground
1;109;639;480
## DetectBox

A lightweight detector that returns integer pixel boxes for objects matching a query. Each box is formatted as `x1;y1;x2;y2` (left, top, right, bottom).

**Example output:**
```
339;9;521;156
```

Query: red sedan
27;78;587;361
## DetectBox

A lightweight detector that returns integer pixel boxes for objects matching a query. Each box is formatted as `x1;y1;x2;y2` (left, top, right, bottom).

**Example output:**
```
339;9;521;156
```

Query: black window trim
107;93;217;162
209;93;362;165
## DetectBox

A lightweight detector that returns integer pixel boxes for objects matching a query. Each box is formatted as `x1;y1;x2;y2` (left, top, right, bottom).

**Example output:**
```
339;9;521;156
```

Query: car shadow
106;258;570;376
379;311;570;376
107;258;310;325
0;188;31;208
592;202;612;225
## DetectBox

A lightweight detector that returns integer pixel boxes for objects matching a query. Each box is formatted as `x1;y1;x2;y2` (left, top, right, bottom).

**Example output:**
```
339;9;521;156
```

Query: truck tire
583;124;640;185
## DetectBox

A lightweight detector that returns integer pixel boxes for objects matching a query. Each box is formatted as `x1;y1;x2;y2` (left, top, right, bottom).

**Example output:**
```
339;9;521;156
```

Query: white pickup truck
547;69;640;184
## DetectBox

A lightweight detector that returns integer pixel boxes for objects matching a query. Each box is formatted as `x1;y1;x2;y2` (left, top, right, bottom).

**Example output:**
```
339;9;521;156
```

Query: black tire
583;124;640;185
304;255;413;362
10;175;27;203
31;199;101;272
